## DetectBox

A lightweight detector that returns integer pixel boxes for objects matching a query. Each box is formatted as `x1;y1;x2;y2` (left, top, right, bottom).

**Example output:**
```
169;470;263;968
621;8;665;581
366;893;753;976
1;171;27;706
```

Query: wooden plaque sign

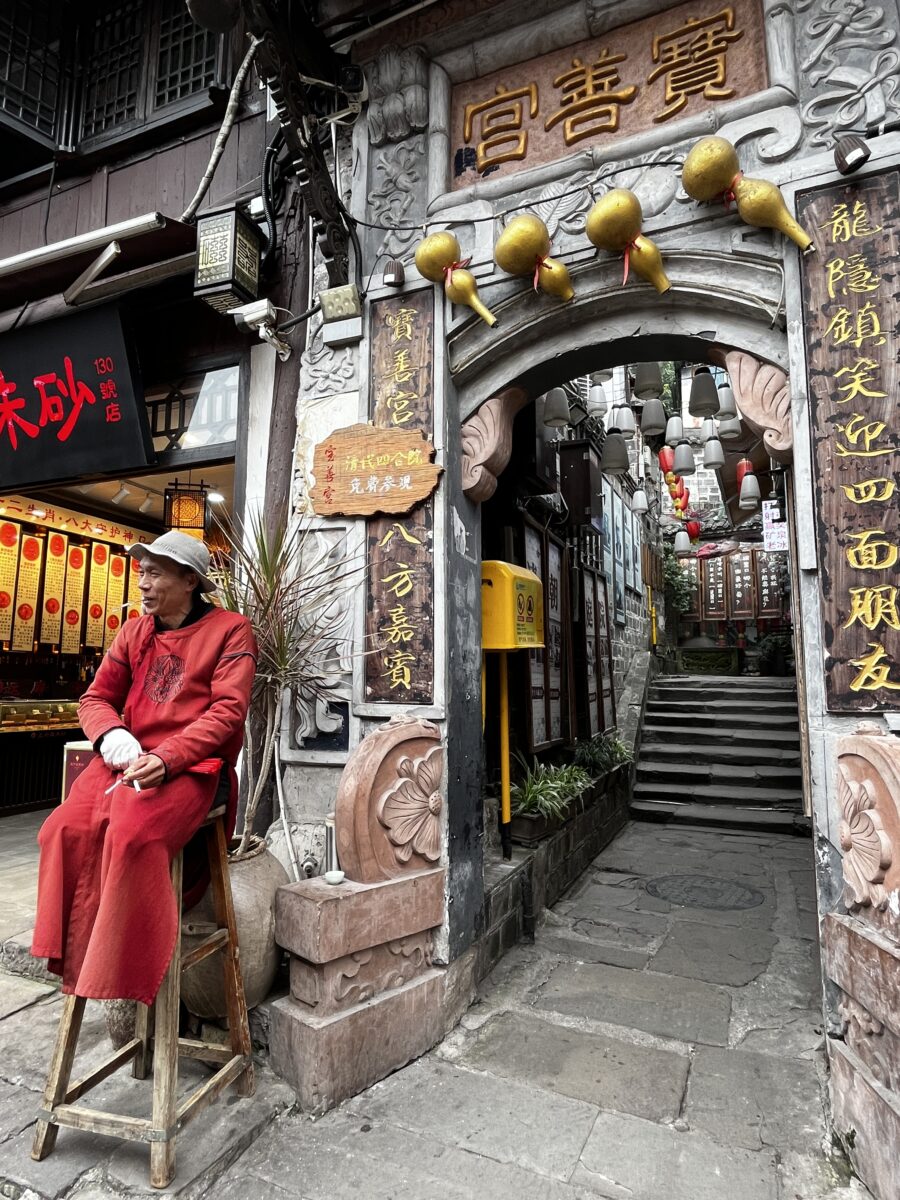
754;550;784;620
682;556;700;621
727;549;755;619
310;424;441;517
701;557;727;621
798;170;900;711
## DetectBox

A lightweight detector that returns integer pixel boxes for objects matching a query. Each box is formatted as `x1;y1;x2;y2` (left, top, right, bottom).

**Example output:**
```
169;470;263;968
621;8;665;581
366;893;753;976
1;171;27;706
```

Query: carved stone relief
840;991;900;1092
299;311;359;402
720;349;793;464
368;136;426;262
461;387;530;502
289;930;433;1015
367;46;429;147
796;0;900;147
835;726;900;923
334;714;445;881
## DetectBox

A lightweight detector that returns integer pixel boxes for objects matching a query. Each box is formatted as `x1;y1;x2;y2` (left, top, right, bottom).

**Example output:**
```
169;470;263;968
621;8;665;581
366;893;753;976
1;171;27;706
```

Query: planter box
509;811;560;847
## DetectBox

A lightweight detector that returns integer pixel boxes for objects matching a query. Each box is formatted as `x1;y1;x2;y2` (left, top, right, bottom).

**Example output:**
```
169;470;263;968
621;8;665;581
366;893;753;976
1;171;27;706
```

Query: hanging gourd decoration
686;519;702;542
585;188;672;294
664;471;677;485
681;137;815;253
659;446;675;474
415;231;497;327
494;214;574;301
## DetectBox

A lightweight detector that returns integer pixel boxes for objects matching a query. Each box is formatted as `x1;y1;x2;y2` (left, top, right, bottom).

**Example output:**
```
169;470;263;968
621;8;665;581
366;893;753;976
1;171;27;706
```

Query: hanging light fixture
673;440;696;475
640;396;667;436
164;480;208;536
542;387;571;428
703;437;725;469
617;404;636;439
631;361;663;400
700;417;717;442
111;484;130;505
631;486;649;514
717;415;743;440
600;428;630;474
665;415;684;446
139;492;153;514
739;465;761;510
674;529;691;556
716;378;737;419
588;375;608;416
688;366;720;418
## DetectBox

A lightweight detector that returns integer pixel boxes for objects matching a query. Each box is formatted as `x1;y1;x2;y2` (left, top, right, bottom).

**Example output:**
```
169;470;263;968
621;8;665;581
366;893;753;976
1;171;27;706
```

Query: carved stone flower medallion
838;767;892;910
377;744;444;864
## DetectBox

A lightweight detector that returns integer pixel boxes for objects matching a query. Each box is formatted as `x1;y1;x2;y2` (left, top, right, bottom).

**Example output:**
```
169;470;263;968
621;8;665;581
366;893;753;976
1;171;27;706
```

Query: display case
0;700;81;734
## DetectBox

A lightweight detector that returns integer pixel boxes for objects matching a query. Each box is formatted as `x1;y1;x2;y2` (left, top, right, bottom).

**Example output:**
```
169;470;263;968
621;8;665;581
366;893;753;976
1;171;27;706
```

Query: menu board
60;544;87;654
0;520;20;641
11;533;44;651
701;557;727;621
40;532;68;644
125;557;142;620
84;542;110;648
103;554;127;650
523;522;548;751
755;550;784;618
727;549;755;619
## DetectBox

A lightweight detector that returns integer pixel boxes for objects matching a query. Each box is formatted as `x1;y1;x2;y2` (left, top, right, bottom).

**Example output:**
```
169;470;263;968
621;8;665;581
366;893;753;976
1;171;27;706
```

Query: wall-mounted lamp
111;484;130;505
834;135;871;175
382;259;406;287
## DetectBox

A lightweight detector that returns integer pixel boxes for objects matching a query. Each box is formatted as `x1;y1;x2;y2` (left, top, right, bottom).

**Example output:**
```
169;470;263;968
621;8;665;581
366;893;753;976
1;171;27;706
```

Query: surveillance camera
228;299;276;330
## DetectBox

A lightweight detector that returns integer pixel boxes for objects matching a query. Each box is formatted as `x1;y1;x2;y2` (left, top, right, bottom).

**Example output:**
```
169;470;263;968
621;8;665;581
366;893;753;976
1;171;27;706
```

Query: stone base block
829;1037;900;1200
270;968;445;1113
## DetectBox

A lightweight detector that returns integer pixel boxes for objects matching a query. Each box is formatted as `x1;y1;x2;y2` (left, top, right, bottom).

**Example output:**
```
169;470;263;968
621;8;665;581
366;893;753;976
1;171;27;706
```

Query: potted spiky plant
180;510;360;1018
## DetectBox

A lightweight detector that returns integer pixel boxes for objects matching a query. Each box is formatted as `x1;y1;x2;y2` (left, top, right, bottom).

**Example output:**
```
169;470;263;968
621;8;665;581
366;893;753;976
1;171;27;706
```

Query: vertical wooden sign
726;549;755;619
125;556;142;620
798;171;900;710
546;537;564;742
582;569;601;737
60;544;87;654
0;520;20;642
85;542;110;648
365;290;436;704
523;522;549;750
682;557;701;621
103;554;127;649
596;576;616;731
755;550;784;619
701;557;727;621
40;532;68;644
12;533;44;651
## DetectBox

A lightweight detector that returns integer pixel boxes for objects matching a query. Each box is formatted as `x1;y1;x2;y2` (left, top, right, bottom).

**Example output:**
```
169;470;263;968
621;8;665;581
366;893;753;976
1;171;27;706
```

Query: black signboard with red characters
0;306;153;489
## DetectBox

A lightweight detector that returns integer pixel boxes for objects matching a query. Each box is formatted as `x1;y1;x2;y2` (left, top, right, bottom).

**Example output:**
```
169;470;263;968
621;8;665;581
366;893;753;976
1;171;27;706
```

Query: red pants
32;758;218;1005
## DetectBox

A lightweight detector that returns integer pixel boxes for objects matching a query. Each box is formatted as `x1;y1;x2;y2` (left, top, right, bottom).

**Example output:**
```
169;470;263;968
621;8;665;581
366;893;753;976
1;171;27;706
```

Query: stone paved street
0;820;873;1199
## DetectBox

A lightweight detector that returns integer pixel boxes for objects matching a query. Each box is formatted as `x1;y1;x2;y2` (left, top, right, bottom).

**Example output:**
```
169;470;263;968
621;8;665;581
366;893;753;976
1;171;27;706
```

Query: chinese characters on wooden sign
798;173;900;710
451;0;766;188
754;551;784;620
726;549;755;619
0;308;152;489
365;291;436;704
701;556;727;621
309;424;441;517
682;557;701;621
523;522;549;750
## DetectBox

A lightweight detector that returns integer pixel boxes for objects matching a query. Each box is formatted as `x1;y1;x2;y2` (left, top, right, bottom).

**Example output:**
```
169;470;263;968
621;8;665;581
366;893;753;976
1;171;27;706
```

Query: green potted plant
509;755;592;846
574;732;633;797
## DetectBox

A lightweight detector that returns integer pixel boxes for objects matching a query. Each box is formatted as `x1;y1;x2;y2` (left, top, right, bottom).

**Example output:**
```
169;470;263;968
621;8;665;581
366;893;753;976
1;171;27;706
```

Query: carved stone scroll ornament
836;727;900;914
366;46;429;147
334;714;445;882
461;387;530;503
721;349;793;465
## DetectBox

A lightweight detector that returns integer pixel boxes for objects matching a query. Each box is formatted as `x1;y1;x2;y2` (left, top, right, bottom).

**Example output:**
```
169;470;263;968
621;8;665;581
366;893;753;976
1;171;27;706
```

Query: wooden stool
31;806;254;1189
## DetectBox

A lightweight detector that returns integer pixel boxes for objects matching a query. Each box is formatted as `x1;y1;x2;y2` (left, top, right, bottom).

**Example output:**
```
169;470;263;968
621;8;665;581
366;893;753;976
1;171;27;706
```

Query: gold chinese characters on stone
309;424;442;518
451;0;767;189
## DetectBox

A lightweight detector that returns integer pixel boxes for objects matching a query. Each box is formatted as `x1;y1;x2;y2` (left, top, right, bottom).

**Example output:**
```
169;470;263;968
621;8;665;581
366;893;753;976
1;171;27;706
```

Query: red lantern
659;446;675;474
686;519;702;542
736;458;754;489
674;479;686;499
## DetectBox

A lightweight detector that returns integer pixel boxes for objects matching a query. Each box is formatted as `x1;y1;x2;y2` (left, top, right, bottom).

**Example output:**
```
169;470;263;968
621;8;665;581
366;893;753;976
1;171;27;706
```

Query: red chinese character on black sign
105;403;121;423
0;370;39;450
99;380;117;401
33;357;97;442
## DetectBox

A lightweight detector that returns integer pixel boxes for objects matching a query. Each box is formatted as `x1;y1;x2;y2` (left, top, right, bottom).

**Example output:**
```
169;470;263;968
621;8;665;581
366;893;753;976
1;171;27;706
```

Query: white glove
101;728;143;770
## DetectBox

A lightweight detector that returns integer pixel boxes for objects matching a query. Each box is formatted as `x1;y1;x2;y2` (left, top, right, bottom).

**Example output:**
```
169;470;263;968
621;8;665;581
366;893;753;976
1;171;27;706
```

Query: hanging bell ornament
682;137;814;253
494;214;575;301
585;189;671;293
415;231;497;327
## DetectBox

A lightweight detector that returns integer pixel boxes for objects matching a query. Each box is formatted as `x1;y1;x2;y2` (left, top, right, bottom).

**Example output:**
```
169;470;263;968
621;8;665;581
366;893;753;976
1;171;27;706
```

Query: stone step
645;697;799;713
649;686;798;705
657;675;798;688
635;758;803;787
643;708;800;730
632;781;804;809
638;741;802;767
629;799;811;835
641;724;801;748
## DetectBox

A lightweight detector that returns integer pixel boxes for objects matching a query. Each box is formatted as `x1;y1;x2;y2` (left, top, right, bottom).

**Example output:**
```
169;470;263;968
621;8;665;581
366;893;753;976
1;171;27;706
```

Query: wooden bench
31;806;254;1189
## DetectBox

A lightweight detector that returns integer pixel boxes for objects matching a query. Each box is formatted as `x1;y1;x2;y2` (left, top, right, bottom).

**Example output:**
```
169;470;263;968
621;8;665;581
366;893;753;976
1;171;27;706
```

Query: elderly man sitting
31;530;256;1007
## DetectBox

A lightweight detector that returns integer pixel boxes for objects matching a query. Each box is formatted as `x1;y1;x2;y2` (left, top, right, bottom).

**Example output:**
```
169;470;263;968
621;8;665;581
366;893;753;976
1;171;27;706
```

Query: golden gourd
681;137;741;203
733;176;815;252
444;268;497;327
629;236;672;294
415;231;462;283
494;215;551;276
535;256;574;301
585;189;643;253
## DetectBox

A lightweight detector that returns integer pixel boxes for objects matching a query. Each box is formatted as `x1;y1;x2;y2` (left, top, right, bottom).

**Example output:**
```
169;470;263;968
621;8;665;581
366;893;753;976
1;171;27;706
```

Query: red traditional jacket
80;607;257;774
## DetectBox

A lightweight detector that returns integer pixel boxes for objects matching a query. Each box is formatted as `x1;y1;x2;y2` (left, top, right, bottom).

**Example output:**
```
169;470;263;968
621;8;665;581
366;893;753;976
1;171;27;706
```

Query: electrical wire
276;300;321;333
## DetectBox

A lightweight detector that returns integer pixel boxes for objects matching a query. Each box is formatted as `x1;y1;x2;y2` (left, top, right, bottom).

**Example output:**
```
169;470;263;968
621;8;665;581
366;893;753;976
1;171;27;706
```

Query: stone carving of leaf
534;177;592;240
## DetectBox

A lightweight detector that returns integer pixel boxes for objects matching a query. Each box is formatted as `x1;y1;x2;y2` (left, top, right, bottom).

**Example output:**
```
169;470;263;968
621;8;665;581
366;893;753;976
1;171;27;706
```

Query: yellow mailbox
481;561;544;651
